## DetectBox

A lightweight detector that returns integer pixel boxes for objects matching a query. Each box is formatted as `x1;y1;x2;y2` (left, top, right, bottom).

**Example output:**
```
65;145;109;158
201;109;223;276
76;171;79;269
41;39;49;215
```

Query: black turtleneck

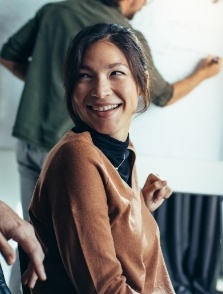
72;120;132;185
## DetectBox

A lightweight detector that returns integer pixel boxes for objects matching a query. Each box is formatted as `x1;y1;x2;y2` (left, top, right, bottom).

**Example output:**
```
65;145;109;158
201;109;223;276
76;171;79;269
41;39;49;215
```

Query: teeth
92;104;119;111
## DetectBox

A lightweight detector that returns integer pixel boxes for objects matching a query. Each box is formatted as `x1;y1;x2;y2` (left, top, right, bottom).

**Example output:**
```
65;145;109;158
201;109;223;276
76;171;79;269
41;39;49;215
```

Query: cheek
73;83;87;98
122;79;139;94
72;96;82;116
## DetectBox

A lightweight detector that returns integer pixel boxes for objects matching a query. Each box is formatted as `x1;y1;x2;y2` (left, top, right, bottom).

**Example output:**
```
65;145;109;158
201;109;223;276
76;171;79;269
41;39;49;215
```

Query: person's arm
134;30;222;106
167;55;223;105
0;57;29;81
0;5;49;82
141;173;172;212
0;201;46;288
55;147;139;293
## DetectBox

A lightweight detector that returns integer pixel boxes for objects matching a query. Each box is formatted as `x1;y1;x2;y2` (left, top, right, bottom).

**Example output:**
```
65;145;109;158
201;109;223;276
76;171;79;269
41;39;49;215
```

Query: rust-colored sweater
29;131;175;294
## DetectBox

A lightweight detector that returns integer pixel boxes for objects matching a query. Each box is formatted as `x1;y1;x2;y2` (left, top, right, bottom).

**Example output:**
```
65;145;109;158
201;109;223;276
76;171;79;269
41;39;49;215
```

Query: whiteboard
130;0;223;194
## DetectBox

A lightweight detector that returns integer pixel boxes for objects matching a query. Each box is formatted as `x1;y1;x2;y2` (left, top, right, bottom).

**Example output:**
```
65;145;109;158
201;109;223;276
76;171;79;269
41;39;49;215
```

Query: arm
0;57;29;81
167;55;223;105
44;143;139;293
0;5;46;81
135;31;222;106
142;173;172;212
0;201;46;287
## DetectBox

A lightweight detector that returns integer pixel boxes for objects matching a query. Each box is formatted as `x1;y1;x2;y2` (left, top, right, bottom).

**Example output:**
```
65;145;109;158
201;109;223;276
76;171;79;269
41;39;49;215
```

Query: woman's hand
142;173;172;212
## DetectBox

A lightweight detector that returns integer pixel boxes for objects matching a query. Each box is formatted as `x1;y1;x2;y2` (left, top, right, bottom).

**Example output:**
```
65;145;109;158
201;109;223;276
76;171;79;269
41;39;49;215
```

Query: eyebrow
80;62;129;70
108;62;129;69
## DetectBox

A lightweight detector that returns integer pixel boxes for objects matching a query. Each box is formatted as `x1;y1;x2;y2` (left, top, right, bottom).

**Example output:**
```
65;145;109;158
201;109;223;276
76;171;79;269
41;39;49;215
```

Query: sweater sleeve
47;140;139;294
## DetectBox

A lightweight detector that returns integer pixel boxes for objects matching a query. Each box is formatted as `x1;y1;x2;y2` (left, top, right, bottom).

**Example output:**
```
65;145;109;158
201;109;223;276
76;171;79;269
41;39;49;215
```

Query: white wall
131;0;223;195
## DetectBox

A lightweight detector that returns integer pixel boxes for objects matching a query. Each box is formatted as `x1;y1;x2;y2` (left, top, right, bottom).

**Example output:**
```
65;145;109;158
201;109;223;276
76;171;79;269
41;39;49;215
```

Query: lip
87;103;122;118
89;103;121;112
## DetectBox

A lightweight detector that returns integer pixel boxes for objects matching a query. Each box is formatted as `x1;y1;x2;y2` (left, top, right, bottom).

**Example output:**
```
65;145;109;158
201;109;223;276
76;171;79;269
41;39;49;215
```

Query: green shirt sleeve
134;30;173;107
0;5;49;62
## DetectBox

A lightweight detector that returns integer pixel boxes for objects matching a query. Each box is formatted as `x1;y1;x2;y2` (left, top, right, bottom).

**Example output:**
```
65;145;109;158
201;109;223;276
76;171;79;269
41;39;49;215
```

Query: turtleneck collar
72;119;132;184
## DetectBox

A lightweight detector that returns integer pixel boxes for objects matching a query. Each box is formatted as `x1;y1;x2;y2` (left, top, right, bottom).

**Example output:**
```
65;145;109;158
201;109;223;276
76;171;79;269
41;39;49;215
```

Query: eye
111;71;124;76
78;73;91;79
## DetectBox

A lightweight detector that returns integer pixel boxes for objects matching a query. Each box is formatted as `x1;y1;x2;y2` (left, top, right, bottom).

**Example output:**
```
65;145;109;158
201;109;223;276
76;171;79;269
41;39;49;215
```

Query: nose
90;77;111;99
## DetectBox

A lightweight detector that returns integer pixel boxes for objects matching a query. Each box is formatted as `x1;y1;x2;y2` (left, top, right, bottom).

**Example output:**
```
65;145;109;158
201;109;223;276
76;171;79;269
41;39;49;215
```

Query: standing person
0;200;46;291
23;22;174;294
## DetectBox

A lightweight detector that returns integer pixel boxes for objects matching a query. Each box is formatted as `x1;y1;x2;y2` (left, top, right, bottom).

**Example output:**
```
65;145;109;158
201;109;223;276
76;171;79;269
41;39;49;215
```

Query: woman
24;23;175;293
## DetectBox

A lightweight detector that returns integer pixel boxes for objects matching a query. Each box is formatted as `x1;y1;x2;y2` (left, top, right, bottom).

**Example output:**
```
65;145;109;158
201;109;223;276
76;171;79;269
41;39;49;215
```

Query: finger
29;255;46;281
13;225;46;281
146;180;167;194
23;241;46;281
143;180;168;205
21;269;29;285
26;268;38;289
144;173;167;188
148;198;165;212
0;232;16;265
153;185;172;203
148;173;163;183
22;265;39;289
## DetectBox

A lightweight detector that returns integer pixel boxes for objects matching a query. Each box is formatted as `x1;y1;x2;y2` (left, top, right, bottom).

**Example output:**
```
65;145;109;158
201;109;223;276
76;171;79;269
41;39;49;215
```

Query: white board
130;0;223;194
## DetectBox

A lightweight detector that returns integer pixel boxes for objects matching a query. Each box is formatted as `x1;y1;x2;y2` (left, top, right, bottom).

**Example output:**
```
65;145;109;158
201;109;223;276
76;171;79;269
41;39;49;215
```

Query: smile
90;104;120;112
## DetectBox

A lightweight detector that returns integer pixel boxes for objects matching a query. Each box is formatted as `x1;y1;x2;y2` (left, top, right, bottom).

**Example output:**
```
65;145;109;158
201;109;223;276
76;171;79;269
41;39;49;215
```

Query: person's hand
142;173;172;212
21;263;39;289
198;55;222;79
0;201;46;287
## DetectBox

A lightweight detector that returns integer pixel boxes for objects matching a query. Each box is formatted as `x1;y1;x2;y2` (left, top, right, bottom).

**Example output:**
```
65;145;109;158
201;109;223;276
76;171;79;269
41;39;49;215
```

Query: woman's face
72;40;141;141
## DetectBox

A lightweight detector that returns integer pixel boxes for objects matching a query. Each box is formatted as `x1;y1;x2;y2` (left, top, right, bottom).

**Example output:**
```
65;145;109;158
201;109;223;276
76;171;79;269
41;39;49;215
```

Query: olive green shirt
0;0;173;151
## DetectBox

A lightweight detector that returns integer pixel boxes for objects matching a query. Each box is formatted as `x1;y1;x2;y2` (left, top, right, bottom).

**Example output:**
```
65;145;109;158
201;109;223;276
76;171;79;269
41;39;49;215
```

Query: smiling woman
25;23;174;294
71;40;140;141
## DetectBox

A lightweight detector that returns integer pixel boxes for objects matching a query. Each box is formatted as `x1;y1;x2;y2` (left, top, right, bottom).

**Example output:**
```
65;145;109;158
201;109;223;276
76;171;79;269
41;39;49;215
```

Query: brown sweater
29;131;175;294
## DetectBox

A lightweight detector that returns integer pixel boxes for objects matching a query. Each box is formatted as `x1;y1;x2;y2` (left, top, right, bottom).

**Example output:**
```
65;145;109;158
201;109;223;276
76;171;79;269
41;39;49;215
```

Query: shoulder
36;0;86;15
46;131;103;169
40;130;111;191
35;1;78;20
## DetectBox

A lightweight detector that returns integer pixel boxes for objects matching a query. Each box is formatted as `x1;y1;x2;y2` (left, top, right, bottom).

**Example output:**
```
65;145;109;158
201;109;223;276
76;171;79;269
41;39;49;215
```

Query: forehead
82;40;129;64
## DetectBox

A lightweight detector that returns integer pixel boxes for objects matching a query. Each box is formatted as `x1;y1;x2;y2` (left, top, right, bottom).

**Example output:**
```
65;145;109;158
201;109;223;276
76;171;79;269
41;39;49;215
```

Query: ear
145;70;150;89
118;0;130;16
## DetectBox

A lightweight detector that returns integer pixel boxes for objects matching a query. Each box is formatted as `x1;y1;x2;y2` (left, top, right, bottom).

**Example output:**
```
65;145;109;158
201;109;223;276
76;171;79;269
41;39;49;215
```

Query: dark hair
64;23;151;123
